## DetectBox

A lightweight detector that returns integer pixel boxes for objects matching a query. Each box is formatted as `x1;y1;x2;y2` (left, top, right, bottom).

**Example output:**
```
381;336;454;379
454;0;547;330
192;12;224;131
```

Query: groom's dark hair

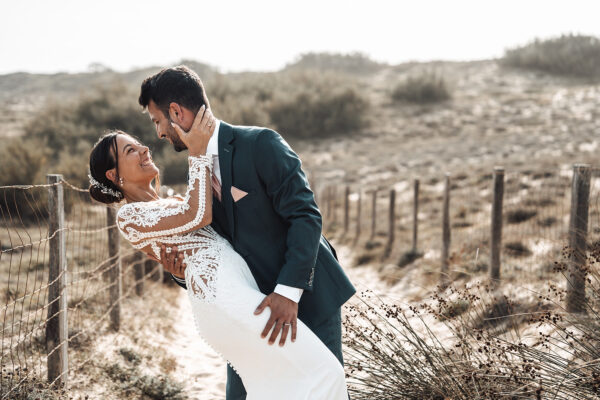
138;65;210;116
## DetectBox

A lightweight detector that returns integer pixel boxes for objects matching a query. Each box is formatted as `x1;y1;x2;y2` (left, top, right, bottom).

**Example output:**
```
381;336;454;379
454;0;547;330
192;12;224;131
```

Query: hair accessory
88;171;123;199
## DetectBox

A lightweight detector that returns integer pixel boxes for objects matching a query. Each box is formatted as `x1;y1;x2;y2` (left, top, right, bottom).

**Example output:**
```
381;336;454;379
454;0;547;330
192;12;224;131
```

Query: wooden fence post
371;190;377;240
412;179;420;253
566;164;591;313
441;174;451;285
46;174;68;387
355;190;362;241
106;207;121;331
344;186;350;234
331;186;338;225
490;167;505;281
383;189;396;259
134;252;145;296
309;175;317;205
326;186;332;221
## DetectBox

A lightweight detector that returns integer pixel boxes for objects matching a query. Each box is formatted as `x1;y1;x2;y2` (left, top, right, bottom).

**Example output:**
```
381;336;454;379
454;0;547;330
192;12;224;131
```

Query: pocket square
231;186;248;202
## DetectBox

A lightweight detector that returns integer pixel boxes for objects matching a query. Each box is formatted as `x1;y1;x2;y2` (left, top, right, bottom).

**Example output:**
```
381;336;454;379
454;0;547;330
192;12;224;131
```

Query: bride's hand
171;105;216;157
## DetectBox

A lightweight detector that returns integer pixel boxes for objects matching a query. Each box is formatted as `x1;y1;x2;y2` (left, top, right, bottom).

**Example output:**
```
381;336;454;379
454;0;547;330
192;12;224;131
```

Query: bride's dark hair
88;131;125;204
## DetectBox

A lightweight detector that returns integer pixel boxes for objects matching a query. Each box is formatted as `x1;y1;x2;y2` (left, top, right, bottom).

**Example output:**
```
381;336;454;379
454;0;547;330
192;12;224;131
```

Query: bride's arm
117;106;216;245
117;155;213;245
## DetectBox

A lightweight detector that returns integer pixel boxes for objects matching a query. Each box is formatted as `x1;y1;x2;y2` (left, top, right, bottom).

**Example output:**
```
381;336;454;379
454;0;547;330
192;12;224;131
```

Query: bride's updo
88;131;125;204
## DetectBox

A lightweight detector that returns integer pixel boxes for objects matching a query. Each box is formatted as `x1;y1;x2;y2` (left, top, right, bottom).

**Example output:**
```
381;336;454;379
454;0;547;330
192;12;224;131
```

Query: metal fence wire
0;175;162;398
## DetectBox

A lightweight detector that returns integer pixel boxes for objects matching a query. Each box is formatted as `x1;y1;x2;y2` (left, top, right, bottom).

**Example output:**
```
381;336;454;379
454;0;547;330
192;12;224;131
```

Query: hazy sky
1;0;598;74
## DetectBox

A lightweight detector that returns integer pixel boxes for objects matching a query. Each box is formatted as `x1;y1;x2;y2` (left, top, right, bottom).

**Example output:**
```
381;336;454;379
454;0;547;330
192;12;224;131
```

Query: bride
88;106;348;399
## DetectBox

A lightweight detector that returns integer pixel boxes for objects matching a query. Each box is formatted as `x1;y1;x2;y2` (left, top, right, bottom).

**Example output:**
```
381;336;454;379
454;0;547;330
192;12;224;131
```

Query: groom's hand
159;245;186;279
254;293;298;346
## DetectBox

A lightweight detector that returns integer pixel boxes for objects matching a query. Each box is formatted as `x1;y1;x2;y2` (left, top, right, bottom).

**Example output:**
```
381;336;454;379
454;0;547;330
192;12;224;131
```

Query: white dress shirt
173;119;304;303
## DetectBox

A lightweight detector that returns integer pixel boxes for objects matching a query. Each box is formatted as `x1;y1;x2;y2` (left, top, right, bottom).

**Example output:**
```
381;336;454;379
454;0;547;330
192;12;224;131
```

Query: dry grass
344;250;600;399
3;49;600;398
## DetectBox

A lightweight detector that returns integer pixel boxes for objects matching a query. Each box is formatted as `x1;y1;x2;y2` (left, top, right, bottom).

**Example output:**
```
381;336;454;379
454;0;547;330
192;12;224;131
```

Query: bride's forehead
116;134;140;148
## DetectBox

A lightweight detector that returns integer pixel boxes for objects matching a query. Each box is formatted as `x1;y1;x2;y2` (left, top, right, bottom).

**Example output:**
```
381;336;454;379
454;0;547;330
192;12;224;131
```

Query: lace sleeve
116;155;213;245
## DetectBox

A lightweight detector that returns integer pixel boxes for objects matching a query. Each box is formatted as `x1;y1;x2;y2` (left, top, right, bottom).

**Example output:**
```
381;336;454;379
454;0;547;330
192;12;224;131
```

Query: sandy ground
170;292;227;399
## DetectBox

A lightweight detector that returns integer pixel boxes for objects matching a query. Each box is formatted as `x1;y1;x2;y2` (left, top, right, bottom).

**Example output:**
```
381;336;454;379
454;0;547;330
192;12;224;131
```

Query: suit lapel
218;122;235;238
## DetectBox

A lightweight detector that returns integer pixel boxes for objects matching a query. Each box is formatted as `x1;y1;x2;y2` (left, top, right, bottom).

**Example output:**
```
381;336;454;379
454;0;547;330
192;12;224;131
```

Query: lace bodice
116;155;222;301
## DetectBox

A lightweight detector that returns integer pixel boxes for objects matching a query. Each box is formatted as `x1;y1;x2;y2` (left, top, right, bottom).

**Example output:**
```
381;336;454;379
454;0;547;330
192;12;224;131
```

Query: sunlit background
2;0;599;74
3;2;600;399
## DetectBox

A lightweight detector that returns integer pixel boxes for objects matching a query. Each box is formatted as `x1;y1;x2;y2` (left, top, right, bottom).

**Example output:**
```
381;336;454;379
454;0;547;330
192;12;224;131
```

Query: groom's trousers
225;307;345;400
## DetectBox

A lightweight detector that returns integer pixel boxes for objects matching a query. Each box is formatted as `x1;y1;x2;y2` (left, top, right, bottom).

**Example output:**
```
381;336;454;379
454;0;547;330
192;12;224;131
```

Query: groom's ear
168;103;183;124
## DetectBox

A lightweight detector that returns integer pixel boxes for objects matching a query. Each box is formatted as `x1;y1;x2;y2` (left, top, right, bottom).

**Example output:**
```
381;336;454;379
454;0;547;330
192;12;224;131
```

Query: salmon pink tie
211;172;222;202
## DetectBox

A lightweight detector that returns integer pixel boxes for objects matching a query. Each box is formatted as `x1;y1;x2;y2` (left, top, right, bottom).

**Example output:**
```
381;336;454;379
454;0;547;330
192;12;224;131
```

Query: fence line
316;163;599;312
2;163;600;396
0;175;166;398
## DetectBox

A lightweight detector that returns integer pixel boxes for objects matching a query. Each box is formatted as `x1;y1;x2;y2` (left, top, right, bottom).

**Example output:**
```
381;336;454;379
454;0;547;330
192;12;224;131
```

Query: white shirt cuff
274;284;304;303
174;275;303;302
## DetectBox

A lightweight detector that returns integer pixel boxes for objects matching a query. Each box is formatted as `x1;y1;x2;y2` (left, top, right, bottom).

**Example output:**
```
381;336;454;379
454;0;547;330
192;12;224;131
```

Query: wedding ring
283;323;292;326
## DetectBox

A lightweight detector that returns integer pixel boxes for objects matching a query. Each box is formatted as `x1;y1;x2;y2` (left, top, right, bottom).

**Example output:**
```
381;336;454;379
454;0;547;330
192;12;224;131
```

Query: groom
138;66;355;399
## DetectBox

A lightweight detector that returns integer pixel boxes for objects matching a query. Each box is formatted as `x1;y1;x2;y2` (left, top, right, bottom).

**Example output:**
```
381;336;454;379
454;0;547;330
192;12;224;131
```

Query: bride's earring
119;177;124;186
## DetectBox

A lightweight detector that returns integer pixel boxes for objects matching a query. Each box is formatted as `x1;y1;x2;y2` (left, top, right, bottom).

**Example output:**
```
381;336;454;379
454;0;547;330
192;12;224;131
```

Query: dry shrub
524;197;555;207
0;375;65;400
391;71;451;104
502;34;600;79
345;245;600;400
0;138;46;186
397;250;424;268
285;52;383;75
155;150;189;185
506;208;537;224
103;361;184;400
538;216;558;227
355;252;377;266
505;241;532;257
24;84;154;158
269;88;369;139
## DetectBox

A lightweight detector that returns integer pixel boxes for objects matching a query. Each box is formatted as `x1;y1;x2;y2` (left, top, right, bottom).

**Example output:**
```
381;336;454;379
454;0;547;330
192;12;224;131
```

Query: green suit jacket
175;122;356;328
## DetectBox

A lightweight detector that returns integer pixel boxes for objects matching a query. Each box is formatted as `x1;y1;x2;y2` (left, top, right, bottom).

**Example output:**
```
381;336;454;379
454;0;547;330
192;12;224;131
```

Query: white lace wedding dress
116;155;348;400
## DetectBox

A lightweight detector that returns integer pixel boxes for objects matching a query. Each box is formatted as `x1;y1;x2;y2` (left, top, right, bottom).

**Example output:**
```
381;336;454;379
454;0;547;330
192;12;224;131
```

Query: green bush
0;138;80;224
0;138;47;186
24;83;155;158
391;71;451;104
269;88;369;138
19;83;159;191
502;34;600;78
155;150;189;185
208;74;272;127
285;52;383;75
13;69;369;193
53;145;92;189
0;138;49;223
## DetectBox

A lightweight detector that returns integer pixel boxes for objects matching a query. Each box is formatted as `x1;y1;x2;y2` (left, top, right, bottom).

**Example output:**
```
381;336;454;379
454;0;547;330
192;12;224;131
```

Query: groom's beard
166;117;188;152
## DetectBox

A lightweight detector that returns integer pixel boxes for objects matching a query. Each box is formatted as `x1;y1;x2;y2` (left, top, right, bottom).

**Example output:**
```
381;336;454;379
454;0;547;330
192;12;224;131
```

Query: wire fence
315;163;600;306
2;163;600;397
0;175;163;398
